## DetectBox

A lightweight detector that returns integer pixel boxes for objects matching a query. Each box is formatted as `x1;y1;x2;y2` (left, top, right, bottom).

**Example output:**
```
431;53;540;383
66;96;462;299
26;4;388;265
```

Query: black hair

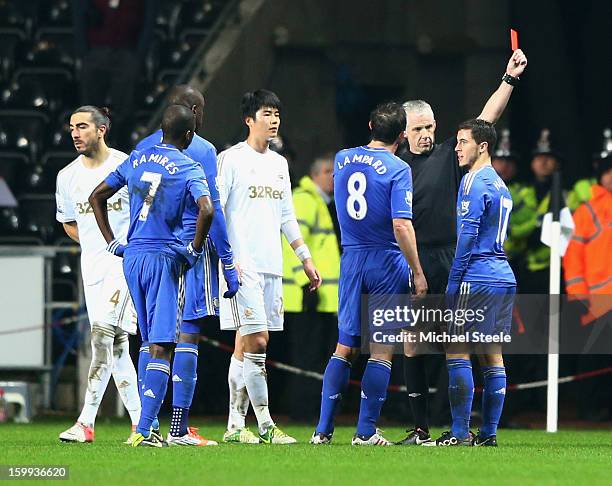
161;104;195;140
458;118;498;155
241;89;282;121
596;156;612;183
167;84;204;110
71;105;111;135
369;102;406;145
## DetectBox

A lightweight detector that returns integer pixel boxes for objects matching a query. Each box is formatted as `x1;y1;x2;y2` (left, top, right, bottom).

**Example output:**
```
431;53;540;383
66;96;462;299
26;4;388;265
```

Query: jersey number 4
347;171;368;220
138;171;162;222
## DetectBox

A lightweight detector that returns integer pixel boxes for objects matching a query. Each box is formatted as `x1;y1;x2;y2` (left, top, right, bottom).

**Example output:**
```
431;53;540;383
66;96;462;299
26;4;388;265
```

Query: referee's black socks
403;355;429;432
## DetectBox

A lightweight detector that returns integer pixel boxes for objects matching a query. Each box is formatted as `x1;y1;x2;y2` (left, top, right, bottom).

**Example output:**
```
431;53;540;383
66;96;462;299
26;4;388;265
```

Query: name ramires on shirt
336;153;388;174
132;152;180;175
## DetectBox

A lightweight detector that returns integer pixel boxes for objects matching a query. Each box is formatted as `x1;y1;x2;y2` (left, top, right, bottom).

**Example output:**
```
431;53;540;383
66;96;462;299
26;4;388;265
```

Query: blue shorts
182;238;219;333
449;282;516;335
338;248;410;348
123;249;185;344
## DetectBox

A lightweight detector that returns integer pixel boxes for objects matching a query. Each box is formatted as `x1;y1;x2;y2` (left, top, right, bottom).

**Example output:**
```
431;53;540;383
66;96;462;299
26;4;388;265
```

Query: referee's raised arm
396;50;528;446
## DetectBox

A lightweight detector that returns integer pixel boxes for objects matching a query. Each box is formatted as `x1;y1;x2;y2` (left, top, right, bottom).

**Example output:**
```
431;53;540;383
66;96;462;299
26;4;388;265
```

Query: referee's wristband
502;73;520;86
294;244;312;262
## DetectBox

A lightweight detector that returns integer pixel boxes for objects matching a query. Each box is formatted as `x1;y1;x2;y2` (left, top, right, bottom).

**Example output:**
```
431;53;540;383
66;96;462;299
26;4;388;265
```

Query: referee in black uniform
396;49;528;445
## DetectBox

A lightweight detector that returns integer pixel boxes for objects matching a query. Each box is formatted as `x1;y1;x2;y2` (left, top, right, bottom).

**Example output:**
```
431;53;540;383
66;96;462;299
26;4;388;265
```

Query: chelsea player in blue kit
432;119;516;447
311;102;428;446
136;86;238;446
89;105;214;447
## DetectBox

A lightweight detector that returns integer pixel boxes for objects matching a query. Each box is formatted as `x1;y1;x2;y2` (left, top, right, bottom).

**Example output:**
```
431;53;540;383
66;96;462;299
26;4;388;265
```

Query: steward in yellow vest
282;168;340;313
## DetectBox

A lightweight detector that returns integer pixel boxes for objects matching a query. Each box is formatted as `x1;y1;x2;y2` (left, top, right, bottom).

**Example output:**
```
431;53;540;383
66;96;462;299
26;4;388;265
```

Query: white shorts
83;267;137;335
219;270;284;336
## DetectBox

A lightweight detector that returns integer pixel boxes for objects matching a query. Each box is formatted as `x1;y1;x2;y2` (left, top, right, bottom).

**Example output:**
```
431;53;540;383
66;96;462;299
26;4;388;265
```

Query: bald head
167;85;205;131
161;104;195;150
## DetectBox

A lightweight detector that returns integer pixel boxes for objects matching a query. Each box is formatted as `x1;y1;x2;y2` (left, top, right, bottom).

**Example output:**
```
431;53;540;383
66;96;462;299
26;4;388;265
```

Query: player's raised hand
413;271;428;297
303;259;322;291
169;241;202;268
106;238;126;257
222;262;240;298
506;49;527;78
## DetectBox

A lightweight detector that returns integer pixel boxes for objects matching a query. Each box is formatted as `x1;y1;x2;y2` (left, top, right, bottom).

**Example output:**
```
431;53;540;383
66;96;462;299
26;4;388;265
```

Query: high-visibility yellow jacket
567;177;596;212
282;176;340;313
506;184;551;271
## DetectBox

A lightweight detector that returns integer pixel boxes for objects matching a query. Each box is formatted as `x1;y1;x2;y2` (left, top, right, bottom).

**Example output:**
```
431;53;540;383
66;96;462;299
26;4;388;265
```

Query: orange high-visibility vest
563;185;611;323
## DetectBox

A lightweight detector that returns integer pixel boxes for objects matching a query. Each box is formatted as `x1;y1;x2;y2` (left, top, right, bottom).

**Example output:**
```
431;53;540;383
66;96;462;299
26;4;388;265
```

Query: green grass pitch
2;420;611;485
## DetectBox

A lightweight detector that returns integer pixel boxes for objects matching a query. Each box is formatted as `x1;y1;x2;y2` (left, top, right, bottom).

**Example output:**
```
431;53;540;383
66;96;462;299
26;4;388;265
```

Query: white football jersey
217;141;297;276
55;148;130;285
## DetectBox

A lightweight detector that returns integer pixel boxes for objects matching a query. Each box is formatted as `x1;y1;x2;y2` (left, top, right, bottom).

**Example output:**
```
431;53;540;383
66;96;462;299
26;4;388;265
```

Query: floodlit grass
2;421;611;485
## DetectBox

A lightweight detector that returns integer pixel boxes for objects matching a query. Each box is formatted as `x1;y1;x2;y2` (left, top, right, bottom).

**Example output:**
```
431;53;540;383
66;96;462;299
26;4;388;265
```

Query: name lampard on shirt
336;154;388;174
132;152;180;175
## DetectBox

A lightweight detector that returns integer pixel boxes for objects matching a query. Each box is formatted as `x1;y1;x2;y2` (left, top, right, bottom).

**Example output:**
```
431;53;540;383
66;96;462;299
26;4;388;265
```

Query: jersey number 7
138;171;162;222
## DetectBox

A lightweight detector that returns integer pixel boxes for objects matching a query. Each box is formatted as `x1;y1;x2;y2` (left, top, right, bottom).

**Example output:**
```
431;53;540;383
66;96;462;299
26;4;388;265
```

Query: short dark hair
370;102;406;144
161;104;195;140
167;84;204;110
241;89;282;121
458;118;497;155
72;105;111;135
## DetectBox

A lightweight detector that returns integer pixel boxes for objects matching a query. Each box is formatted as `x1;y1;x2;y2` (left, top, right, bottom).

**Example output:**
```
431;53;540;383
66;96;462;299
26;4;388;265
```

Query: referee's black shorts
418;243;455;294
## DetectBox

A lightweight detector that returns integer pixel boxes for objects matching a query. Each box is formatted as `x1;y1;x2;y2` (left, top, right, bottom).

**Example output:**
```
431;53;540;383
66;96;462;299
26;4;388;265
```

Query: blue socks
170;343;199;437
447;358;474;439
138;343;159;431
481;366;506;438
356;359;391;438
138;343;150;404
137;358;170;437
316;355;351;435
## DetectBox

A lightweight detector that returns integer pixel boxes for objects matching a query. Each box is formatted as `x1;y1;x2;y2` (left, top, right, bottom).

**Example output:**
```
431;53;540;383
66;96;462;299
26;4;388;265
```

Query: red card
510;29;519;51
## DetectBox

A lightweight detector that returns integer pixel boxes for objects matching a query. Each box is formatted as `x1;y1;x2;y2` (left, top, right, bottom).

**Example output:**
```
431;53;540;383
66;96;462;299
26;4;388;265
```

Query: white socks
78;324;115;427
243;352;273;433
78;323;140;428
227;355;250;430
111;332;141;426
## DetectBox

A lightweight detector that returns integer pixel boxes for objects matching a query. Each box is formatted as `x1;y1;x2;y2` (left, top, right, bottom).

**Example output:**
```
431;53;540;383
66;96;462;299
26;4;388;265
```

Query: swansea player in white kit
218;90;321;444
56;106;140;443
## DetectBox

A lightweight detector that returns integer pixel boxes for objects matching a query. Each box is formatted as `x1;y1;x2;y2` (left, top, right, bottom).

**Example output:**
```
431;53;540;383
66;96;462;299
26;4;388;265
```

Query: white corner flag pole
546;171;562;433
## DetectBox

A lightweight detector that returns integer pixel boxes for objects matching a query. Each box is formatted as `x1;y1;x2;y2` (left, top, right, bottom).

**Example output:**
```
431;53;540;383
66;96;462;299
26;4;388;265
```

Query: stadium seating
0;0;231;241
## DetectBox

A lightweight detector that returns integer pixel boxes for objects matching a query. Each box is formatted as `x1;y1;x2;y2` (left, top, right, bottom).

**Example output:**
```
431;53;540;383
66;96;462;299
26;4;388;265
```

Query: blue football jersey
105;144;210;249
137;130;233;265
334;146;413;250
449;165;516;286
137;131;217;238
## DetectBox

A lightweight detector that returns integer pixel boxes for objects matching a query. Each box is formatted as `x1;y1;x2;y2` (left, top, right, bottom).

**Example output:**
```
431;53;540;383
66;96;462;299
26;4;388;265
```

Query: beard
75;141;98;157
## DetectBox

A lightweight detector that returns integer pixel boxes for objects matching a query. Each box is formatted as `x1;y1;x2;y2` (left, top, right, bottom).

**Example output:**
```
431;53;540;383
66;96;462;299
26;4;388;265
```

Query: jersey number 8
347;171;368;220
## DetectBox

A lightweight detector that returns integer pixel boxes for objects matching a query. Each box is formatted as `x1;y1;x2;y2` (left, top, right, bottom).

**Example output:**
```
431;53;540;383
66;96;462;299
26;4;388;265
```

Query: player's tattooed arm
478;49;527;123
393;218;427;296
62;221;79;243
89;181;120;244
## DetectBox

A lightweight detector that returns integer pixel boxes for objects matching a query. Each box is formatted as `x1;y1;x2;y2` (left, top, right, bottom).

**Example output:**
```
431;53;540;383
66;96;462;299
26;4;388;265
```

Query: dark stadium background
0;0;610;426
